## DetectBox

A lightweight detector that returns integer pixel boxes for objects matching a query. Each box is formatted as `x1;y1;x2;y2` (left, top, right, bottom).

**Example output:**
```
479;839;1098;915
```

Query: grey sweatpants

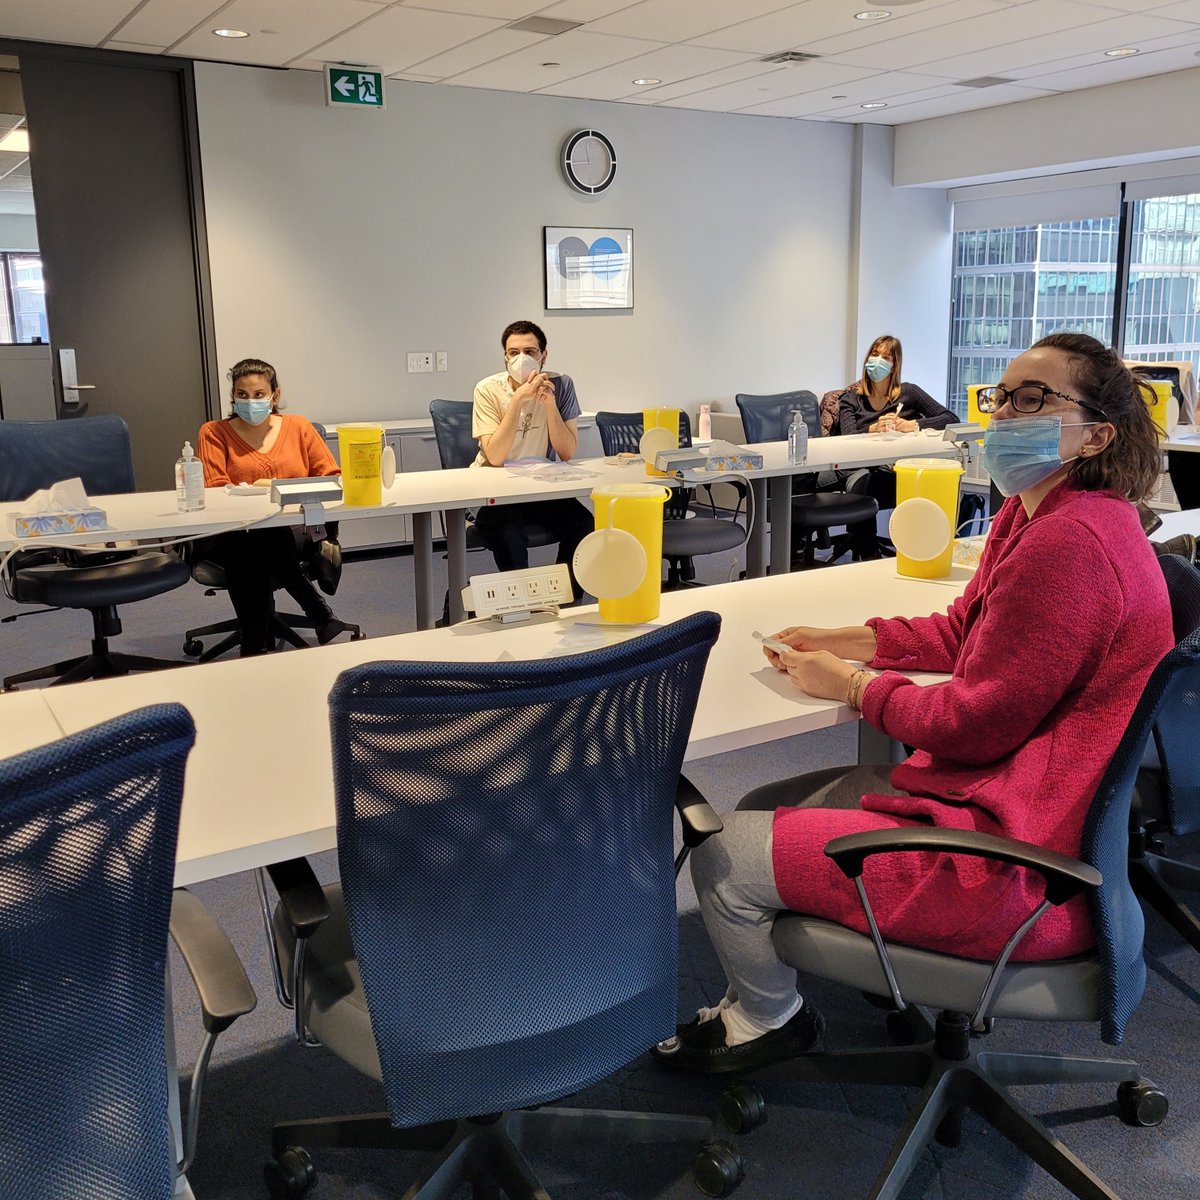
689;764;898;1026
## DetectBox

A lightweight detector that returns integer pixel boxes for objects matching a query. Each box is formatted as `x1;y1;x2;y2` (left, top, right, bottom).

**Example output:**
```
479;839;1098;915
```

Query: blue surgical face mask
865;356;892;383
233;398;273;425
981;415;1093;497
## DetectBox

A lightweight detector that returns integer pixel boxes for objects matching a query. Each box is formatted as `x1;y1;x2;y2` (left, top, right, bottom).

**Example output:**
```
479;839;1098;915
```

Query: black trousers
472;498;594;595
196;528;331;655
1167;451;1200;511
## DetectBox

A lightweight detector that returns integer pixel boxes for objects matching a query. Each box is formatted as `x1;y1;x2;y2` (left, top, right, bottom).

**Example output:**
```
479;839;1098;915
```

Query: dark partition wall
17;48;216;489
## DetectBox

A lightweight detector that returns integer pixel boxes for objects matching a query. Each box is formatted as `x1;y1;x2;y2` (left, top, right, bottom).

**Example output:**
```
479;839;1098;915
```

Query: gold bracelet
847;668;876;710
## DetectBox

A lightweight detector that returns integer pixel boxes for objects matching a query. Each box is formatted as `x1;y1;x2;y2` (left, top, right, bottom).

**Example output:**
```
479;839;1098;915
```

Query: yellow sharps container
592;483;669;623
641;408;682;477
337;423;383;506
893;457;964;579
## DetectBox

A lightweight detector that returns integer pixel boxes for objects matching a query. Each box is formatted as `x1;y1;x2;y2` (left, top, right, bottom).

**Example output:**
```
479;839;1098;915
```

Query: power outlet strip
461;564;573;620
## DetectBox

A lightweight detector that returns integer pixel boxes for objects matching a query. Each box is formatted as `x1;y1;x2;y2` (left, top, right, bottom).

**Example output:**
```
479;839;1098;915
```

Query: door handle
64;384;96;390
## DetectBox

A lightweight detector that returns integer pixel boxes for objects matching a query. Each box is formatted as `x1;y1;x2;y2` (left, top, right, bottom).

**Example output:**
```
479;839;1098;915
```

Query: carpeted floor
4;544;1198;1199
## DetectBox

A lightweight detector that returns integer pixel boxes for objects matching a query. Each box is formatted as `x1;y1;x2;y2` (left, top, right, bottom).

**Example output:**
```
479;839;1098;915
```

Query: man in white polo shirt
471;319;593;590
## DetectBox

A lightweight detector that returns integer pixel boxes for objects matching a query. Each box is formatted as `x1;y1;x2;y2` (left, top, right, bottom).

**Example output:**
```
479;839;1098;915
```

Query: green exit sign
324;65;385;110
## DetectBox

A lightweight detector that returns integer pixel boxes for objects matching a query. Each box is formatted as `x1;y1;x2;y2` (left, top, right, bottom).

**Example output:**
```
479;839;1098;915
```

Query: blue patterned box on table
6;508;108;538
705;440;764;471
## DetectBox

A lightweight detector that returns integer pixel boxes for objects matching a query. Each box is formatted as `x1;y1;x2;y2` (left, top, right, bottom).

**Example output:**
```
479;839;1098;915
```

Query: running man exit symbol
323;65;385;110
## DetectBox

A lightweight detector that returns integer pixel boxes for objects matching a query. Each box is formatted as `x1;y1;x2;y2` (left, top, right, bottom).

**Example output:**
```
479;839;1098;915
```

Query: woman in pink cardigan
661;333;1172;1074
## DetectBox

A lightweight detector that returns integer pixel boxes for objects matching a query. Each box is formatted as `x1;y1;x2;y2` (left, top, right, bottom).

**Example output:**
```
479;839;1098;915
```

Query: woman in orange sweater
196;357;354;656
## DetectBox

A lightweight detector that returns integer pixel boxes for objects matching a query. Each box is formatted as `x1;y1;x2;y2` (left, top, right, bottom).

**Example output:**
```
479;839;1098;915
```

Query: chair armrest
824;827;1101;907
169;888;257;1034
265;857;330;939
676;775;723;848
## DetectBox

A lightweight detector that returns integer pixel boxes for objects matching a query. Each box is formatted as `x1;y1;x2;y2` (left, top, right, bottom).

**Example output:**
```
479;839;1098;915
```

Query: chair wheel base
719;1085;766;1135
264;1145;315;1198
1117;1080;1168;1127
183;639;204;657
692;1140;744;1197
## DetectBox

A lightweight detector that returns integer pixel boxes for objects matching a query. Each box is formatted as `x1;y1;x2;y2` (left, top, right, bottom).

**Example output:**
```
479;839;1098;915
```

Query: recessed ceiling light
860;101;888;109
1104;47;1139;58
213;29;250;39
632;78;661;86
855;10;892;20
0;127;29;153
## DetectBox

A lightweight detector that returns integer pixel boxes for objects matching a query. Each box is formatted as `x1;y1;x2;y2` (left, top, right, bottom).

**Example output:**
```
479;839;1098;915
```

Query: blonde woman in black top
837;334;955;436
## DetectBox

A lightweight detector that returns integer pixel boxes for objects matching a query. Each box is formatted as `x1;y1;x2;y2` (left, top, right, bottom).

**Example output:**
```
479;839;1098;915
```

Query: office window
948;221;1117;416
1124;192;1200;379
0;252;48;344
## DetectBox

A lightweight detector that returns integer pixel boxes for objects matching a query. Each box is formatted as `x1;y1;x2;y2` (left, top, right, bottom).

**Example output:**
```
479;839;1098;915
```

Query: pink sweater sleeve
860;517;1123;764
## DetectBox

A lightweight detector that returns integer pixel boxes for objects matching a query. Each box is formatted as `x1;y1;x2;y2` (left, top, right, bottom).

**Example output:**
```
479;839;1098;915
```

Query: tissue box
6;508;108;538
706;440;763;471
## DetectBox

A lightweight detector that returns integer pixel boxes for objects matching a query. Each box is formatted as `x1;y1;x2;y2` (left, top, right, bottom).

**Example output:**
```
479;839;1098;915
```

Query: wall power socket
461;564;573;620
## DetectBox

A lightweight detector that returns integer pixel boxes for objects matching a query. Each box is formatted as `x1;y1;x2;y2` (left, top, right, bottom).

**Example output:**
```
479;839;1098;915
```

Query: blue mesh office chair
734;391;878;566
720;631;1199;1200
595;411;750;588
1128;553;1200;955
261;612;745;1198
0;704;257;1200
0;415;191;688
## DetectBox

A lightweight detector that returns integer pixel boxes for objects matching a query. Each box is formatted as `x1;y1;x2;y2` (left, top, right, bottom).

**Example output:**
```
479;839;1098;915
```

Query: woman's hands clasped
761;624;879;702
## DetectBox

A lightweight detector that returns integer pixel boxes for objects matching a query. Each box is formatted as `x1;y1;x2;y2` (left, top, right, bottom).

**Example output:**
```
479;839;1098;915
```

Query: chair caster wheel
264;1146;315;1197
885;1009;918;1045
350;629;366;641
1117;1080;1168;1127
183;639;204;657
719;1085;766;1134
692;1140;744;1197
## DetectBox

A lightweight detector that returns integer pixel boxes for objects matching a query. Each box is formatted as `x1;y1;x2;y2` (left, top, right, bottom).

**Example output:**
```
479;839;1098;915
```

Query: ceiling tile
103;41;170;54
402;28;551;77
1146;0;1200;17
627;60;786;102
1013;39;1200;88
114;0;227;47
828;1;1144;72
534;43;759;100
296;6;509;73
399;0;547;15
539;0;645;19
910;13;1200;80
834;81;1057;122
659;67;947;112
588;0;801;43
0;0;139;45
171;1;388;64
686;0;992;55
443;29;665;92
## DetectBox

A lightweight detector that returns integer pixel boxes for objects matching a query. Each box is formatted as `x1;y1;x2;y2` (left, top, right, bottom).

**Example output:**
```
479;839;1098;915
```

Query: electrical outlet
460;565;574;620
407;352;434;373
435;351;448;372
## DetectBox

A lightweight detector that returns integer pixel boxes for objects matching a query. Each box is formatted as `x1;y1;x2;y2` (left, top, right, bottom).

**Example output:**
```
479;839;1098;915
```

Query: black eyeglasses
976;383;1108;421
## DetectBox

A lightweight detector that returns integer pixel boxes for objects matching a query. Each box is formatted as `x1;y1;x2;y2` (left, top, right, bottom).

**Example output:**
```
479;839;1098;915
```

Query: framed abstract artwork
544;227;633;310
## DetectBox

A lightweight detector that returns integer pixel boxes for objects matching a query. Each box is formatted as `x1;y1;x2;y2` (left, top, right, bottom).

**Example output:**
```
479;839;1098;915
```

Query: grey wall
194;64;867;426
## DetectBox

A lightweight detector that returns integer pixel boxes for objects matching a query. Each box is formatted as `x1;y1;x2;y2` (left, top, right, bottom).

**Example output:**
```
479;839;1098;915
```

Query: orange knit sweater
197;415;339;486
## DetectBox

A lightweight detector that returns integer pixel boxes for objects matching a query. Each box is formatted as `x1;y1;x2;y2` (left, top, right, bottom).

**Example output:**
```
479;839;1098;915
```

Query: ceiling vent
759;50;822;65
955;75;1015;88
508;17;584;36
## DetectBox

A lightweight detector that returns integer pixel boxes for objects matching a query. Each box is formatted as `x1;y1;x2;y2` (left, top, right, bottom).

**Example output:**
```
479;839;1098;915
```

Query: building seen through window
0;251;46;343
948;194;1200;416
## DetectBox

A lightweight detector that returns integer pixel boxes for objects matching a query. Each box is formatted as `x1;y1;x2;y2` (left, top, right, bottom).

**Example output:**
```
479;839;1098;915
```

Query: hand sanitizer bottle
698;403;712;441
787;410;808;465
175;441;205;512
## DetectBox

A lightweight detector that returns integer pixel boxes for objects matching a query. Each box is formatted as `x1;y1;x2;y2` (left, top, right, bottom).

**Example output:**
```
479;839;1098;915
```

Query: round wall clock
561;129;617;194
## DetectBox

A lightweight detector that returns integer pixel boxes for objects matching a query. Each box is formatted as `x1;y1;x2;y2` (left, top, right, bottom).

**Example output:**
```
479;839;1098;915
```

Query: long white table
3;559;971;886
0;431;960;630
1163;424;1200;453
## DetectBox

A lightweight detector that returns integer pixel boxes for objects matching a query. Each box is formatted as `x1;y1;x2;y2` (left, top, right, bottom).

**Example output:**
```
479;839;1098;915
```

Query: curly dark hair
500;320;546;352
1032;332;1162;502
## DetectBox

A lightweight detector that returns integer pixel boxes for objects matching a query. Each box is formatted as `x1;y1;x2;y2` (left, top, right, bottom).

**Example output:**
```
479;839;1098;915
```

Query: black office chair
735;391;878;567
259;614;747;1199
596;410;751;587
0;415;192;690
0;703;257;1198
428;400;558;620
719;633;1196;1200
1128;553;1200;956
181;422;361;661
